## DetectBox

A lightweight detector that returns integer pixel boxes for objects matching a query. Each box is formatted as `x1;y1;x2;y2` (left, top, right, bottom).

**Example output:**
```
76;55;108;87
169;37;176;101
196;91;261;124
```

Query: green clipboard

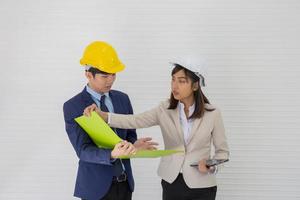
75;111;122;149
75;111;183;158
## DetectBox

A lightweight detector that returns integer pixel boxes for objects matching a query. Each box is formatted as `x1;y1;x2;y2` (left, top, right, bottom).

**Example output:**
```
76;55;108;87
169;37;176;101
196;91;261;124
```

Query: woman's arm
83;103;161;129
212;108;230;160
109;106;160;129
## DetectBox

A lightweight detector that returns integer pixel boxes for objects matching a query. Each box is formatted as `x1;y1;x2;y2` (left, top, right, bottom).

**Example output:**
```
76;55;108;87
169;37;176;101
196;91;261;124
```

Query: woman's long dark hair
168;64;215;119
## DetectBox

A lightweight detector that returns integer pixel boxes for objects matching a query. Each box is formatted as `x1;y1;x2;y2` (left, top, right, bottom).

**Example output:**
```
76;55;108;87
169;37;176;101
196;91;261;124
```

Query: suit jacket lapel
81;87;96;107
109;91;121;114
108;91;123;137
170;107;185;144
186;117;203;145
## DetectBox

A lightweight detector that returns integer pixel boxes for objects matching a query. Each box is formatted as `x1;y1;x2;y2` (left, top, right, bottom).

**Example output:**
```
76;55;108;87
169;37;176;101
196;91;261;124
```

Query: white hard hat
170;55;208;87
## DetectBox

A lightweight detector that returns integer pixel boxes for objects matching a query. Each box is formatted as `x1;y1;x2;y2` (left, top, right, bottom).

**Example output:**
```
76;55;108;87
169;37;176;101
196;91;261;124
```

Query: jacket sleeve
212;108;230;160
124;95;137;144
63;101;113;165
109;103;161;130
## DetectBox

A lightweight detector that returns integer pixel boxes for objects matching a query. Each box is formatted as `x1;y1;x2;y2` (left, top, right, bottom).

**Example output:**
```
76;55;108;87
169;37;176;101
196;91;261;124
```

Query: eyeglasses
97;73;116;78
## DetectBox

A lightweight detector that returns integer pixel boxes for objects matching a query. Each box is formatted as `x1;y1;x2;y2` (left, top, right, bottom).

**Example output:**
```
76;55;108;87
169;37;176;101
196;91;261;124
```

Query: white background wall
0;0;300;199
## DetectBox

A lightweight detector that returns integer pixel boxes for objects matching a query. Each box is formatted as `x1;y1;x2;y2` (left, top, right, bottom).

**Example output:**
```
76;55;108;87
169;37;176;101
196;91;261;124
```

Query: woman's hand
198;159;216;174
83;103;108;122
83;103;100;116
111;140;137;158
133;137;159;150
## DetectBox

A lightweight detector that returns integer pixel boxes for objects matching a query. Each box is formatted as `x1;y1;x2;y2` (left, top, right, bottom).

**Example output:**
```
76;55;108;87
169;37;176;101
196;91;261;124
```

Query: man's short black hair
86;67;110;77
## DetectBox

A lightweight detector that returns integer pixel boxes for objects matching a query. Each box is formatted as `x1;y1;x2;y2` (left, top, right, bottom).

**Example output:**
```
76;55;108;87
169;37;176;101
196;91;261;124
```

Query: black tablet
190;159;229;167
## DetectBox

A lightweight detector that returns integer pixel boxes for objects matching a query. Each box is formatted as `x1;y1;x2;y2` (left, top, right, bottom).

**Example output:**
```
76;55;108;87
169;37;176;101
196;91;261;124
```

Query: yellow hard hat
80;41;125;73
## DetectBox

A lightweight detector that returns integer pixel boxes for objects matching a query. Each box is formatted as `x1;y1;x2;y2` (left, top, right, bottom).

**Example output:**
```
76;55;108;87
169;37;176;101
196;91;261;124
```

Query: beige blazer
109;100;229;188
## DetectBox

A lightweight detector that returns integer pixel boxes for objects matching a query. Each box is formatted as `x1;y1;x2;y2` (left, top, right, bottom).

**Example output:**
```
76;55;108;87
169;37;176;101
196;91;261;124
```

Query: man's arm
63;101;113;165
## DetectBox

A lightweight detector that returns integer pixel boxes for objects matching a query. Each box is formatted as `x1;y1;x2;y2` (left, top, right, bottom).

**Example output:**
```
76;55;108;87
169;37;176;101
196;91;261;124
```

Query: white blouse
178;102;195;145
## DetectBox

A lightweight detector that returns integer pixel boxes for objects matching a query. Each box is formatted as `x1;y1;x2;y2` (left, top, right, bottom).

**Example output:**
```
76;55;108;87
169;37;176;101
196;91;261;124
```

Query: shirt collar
178;101;195;118
85;84;109;100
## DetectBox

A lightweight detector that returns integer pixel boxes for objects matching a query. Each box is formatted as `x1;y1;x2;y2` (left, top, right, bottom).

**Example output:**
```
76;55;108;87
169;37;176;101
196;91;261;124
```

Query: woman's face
171;69;195;101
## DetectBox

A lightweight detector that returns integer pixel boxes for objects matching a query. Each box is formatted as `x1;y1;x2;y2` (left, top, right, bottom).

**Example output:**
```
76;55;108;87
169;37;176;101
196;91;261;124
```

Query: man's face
86;71;116;93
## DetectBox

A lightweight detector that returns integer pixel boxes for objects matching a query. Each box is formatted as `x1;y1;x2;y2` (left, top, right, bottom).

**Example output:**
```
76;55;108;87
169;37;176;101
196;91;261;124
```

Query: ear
193;82;199;91
85;71;93;80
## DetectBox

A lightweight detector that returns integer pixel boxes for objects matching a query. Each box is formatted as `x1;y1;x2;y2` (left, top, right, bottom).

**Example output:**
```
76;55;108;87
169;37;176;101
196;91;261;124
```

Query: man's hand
133;137;159;150
111;141;137;159
83;103;108;122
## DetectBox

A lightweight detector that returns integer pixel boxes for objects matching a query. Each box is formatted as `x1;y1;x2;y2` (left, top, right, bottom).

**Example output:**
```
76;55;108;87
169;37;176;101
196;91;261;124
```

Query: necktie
100;95;124;176
100;95;109;112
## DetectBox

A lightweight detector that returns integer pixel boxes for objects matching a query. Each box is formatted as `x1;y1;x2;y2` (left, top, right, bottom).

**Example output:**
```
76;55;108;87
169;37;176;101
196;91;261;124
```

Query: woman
84;56;229;200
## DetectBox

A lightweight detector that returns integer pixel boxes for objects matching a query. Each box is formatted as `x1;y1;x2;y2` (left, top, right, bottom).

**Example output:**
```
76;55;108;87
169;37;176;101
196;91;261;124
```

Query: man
63;41;157;200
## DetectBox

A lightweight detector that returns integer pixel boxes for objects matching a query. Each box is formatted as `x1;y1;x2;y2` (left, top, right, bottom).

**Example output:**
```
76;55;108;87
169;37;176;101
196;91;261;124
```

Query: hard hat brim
80;60;125;73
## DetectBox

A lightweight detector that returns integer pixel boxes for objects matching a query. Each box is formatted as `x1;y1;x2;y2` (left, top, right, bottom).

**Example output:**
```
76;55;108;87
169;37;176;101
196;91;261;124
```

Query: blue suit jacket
63;88;137;200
